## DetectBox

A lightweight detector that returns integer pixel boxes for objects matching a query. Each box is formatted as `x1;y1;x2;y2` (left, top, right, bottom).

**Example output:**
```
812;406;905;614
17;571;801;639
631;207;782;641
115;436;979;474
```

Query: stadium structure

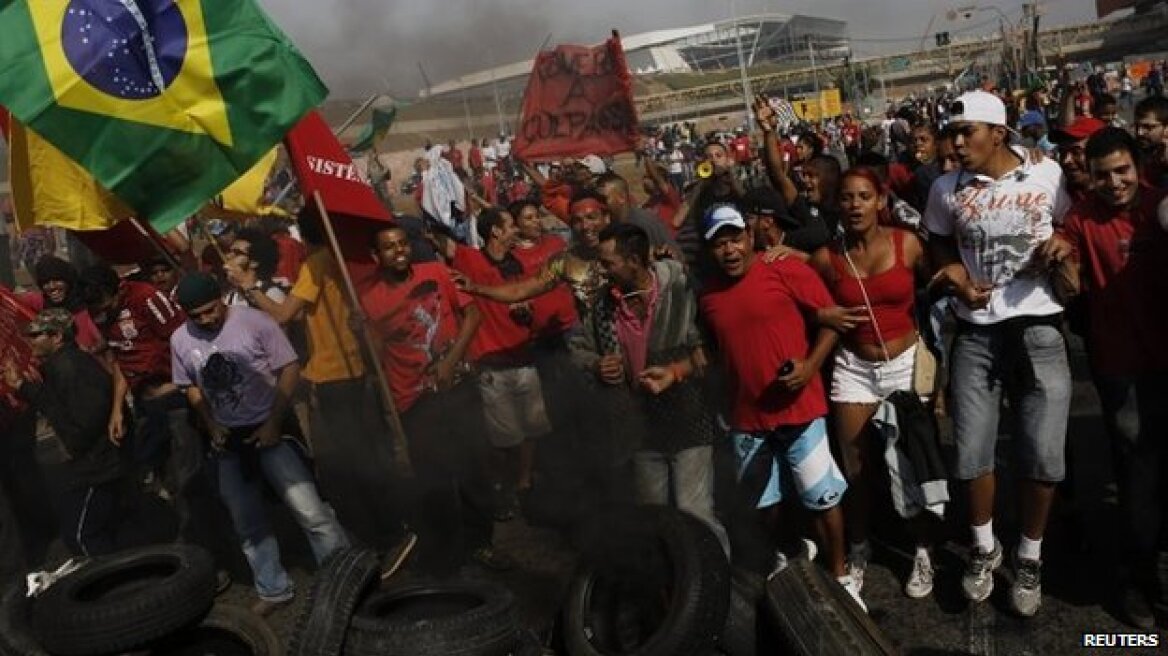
422;13;850;99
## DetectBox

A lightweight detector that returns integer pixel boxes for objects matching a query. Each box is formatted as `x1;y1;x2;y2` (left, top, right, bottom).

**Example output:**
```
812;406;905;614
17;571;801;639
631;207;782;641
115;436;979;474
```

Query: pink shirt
613;275;659;378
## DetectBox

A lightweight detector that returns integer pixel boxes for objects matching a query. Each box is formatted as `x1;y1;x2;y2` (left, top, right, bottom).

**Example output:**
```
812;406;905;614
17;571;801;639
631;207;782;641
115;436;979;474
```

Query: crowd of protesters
1;59;1168;633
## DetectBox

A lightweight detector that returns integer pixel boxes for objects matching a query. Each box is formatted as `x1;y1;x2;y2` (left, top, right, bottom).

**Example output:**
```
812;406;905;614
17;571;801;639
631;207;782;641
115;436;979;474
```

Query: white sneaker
769;550;790;579
838;574;868;613
904;552;934;599
801;538;819;562
847;541;871;593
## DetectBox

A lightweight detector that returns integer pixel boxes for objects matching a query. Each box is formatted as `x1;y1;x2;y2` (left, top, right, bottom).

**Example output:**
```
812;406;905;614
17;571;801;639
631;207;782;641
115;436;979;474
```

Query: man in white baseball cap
923;88;1076;617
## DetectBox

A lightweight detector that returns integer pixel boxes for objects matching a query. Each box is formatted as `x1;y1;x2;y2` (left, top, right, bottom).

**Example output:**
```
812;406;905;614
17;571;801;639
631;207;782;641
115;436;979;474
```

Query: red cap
1050;117;1107;143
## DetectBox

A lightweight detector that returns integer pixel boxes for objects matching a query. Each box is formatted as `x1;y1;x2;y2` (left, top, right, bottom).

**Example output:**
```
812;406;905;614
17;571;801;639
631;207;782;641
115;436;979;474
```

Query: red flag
0;105;9;142
0;285;37;425
285;111;391;223
284;111;393;277
512;34;639;161
72;219;173;266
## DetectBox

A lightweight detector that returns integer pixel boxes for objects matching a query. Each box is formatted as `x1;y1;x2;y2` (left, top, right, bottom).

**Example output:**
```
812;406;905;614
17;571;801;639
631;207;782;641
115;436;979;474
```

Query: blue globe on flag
61;0;187;100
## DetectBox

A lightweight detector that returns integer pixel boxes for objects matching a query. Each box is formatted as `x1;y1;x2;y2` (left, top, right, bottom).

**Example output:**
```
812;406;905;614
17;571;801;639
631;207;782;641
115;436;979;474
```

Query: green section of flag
0;0;328;233
350;106;397;152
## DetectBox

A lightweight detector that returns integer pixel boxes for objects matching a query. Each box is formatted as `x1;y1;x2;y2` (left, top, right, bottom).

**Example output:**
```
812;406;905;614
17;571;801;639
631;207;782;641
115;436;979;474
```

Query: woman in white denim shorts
808;167;935;599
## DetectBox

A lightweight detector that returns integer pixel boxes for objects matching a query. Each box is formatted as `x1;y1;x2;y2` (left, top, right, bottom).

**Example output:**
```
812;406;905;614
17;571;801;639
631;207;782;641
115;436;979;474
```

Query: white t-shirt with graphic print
923;149;1072;325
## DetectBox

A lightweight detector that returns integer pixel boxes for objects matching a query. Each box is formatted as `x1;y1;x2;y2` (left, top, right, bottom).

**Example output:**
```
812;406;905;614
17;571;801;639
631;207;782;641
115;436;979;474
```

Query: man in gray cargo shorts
923;90;1075;618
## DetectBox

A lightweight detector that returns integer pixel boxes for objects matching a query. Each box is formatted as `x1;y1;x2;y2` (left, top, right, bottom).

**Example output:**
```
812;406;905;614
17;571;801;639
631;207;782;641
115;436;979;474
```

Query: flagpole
311;191;413;477
128;218;183;271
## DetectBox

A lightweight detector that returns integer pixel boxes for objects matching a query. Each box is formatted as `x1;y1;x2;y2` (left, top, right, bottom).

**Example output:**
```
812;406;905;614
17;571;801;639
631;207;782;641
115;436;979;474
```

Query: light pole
949;4;1021;88
731;0;755;133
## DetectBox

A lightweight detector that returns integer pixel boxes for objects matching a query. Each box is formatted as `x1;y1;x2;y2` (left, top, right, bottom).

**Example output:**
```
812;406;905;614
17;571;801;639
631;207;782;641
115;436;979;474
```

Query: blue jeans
216;441;349;600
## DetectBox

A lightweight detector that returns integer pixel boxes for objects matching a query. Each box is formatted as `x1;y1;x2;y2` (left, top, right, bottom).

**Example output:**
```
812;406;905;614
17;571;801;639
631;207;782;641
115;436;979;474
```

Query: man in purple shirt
169;273;348;616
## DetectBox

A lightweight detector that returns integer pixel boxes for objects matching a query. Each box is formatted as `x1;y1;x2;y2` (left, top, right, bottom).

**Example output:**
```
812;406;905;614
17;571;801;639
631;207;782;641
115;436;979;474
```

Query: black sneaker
962;539;1002;603
1009;555;1042;617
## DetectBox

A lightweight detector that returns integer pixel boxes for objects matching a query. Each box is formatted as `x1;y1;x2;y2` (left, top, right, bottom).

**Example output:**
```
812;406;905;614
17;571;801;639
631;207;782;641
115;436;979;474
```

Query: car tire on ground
148;603;282;655
763;556;897;655
343;581;520;656
717;568;764;656
29;544;216;656
287;547;382;656
561;506;731;656
0;583;47;656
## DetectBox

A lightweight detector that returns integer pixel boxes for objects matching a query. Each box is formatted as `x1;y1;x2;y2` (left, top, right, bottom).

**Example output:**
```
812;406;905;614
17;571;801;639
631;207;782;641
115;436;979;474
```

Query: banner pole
311;191;413;477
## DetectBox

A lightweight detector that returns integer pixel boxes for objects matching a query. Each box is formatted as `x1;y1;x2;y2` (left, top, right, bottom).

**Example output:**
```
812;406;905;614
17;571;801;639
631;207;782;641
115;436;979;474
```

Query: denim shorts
950;323;1071;481
730;418;848;511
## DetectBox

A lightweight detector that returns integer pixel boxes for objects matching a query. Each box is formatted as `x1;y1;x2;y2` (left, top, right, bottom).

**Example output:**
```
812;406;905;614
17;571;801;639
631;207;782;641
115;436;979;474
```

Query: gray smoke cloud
258;0;1097;100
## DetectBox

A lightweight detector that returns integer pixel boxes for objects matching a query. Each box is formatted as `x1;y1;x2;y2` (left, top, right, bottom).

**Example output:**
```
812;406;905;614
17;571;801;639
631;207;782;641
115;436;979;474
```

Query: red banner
0;285;36;423
512;35;639;161
0;105;9;142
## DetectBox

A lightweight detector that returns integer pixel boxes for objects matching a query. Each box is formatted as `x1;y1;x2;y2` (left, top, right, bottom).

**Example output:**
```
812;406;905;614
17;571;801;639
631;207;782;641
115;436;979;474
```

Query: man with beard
1059;128;1168;628
585;223;729;554
170;273;348;616
1049;116;1107;203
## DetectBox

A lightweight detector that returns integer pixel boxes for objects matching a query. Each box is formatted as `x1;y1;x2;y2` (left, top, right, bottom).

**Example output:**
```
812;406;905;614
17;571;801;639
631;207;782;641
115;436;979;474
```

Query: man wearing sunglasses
924;90;1075;618
3;309;125;557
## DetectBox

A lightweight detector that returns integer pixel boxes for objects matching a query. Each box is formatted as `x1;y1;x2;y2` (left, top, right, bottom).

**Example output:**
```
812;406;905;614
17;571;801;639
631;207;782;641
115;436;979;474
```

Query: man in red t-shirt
508;199;577;339
361;225;510;573
1060;128;1168;625
698;205;860;609
450;208;552;519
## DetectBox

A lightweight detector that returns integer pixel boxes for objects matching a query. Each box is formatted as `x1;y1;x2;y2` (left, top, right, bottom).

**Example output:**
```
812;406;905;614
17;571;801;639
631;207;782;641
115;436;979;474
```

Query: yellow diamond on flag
28;0;233;146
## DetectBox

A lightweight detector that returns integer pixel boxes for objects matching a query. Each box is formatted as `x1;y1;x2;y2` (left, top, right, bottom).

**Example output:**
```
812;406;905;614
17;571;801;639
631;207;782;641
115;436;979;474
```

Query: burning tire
561;506;731;656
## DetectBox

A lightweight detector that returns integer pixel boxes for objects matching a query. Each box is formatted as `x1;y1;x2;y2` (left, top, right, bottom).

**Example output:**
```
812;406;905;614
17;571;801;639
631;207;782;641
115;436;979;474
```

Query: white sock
1017;535;1042;562
971;520;995;553
914;546;930;562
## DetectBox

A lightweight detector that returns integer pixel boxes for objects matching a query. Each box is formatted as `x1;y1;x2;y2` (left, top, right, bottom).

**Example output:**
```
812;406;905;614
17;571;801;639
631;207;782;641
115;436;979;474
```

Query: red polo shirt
102;281;185;394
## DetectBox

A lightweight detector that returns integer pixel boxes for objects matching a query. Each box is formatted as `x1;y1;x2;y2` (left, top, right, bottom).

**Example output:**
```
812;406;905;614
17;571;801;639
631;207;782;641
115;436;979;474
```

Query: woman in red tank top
809;167;934;599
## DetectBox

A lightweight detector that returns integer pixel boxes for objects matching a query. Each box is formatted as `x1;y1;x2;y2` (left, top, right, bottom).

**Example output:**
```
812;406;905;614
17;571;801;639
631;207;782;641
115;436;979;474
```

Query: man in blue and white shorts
698;204;860;610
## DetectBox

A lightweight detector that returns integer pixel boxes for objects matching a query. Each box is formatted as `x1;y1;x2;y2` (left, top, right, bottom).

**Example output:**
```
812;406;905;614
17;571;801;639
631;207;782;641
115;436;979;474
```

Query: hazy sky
257;0;1100;99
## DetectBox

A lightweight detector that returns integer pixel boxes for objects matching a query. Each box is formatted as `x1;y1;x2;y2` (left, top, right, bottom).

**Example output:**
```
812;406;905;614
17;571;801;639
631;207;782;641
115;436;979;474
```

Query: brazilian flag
0;0;327;232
